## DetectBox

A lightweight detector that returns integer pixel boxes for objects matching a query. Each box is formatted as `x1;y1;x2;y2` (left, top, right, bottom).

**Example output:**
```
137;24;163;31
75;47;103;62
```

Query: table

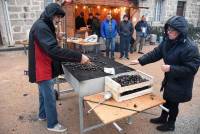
62;55;164;134
84;93;165;124
67;38;100;54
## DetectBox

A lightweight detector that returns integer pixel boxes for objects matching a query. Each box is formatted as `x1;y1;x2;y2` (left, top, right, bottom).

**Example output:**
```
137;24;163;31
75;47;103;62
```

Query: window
176;1;186;16
154;0;164;21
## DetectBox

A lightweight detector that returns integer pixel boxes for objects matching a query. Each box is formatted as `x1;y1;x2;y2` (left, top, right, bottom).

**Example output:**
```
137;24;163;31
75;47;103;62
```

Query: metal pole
2;0;14;46
79;96;84;134
113;122;125;134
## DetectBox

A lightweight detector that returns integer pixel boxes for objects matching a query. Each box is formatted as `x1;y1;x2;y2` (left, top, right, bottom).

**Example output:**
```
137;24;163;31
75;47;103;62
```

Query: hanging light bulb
97;6;100;9
75;5;78;9
104;8;107;11
83;6;86;9
133;17;137;22
116;8;119;13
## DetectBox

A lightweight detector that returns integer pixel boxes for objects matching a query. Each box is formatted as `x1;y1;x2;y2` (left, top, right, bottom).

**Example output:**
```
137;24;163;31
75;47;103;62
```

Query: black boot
150;110;168;124
156;121;175;132
150;117;167;124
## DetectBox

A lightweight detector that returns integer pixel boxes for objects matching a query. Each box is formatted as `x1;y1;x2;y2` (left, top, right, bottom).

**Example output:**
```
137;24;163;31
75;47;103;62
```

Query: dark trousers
161;100;179;123
120;36;130;58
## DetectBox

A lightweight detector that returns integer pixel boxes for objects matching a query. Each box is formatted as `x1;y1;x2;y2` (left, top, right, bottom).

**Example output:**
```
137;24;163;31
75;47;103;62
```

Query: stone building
0;0;50;46
0;0;199;46
139;0;200;27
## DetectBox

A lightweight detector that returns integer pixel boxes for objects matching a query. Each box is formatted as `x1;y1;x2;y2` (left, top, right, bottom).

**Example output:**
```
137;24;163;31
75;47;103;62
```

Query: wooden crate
105;70;153;102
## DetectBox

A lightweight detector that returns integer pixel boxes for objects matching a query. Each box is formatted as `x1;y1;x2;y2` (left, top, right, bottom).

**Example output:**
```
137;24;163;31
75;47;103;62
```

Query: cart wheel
54;90;59;100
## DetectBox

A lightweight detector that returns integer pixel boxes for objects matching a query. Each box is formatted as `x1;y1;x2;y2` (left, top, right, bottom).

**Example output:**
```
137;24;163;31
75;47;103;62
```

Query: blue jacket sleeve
114;20;118;37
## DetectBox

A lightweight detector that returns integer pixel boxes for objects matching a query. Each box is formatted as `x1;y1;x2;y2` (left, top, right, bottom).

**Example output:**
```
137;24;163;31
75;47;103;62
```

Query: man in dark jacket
118;14;133;59
92;13;101;37
87;13;93;29
75;12;86;30
134;15;150;54
131;16;200;132
28;3;90;132
92;13;101;53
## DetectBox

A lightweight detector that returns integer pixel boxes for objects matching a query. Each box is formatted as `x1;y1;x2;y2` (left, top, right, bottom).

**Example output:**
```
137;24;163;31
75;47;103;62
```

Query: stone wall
139;0;200;27
7;0;44;42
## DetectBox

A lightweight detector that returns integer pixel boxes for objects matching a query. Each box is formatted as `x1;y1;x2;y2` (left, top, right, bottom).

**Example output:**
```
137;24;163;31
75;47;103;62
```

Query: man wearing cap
28;3;90;132
118;14;133;60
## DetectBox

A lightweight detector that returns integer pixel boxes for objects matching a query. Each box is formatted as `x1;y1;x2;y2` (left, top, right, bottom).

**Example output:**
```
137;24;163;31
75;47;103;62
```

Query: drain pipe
4;0;14;46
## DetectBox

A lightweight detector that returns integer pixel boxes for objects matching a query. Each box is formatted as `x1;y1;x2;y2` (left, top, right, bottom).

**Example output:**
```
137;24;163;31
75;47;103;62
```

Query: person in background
28;3;90;133
134;15;150;54
87;13;93;29
118;14;133;60
101;13;118;59
92;13;101;37
75;12;86;30
131;16;200;132
92;13;101;53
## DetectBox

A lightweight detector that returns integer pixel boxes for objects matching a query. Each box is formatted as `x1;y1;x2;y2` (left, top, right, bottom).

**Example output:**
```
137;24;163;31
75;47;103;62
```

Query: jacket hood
39;3;65;34
40;3;65;19
164;16;188;37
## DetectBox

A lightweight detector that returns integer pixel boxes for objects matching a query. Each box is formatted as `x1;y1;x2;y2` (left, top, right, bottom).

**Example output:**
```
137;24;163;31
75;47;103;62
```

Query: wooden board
75;41;100;46
84;93;165;124
86;101;136;124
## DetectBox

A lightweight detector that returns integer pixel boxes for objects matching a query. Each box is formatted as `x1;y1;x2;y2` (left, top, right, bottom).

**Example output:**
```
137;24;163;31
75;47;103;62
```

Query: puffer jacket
138;16;200;103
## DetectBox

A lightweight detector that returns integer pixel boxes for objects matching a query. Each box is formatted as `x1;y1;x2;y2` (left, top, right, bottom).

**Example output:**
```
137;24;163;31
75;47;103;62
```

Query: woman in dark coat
131;16;200;132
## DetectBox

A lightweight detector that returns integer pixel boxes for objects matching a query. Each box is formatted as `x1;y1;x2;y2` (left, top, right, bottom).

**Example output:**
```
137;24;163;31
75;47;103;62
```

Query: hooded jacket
138;16;200;102
28;3;82;83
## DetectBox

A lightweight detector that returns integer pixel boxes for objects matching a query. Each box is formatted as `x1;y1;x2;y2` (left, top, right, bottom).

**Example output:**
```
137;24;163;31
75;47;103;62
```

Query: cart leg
79;96;84;134
127;116;133;125
113;122;125;134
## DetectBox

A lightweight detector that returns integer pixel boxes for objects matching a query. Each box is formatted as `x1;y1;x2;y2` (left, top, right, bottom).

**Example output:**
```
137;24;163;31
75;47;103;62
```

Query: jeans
38;79;58;128
105;38;115;57
120;36;130;58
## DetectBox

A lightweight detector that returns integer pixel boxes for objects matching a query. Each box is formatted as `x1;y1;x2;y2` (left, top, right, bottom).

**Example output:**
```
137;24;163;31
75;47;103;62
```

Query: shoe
38;117;46;121
156;122;175;132
138;51;144;54
150;117;167;124
47;123;67;133
126;57;129;60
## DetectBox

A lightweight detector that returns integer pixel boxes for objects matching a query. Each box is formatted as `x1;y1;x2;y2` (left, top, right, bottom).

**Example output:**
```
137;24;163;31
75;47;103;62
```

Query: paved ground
0;45;200;134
